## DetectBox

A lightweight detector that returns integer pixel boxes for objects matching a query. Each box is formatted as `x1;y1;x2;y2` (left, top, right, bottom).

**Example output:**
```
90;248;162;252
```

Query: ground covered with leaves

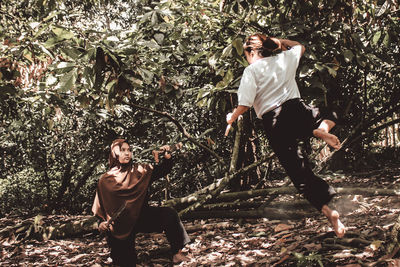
2;164;400;266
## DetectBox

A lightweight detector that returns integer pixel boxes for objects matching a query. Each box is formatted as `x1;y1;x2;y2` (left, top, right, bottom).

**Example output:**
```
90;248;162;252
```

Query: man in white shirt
226;33;345;237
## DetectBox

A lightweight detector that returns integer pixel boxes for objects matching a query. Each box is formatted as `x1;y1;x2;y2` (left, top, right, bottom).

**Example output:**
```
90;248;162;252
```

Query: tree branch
177;153;275;216
127;102;224;165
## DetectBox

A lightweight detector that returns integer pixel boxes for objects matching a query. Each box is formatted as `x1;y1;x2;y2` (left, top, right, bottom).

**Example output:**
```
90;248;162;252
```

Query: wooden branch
0;216;98;242
128;102;224;164
176;153;275;216
346;118;400;148
229;116;243;173
163;154;275;208
198;199;313;211
316;104;400;172
181;207;317;220
166;186;400;210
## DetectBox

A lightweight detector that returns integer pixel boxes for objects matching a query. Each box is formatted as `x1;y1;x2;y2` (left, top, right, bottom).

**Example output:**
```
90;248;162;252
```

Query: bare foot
322;206;346;237
173;250;190;264
313;129;341;150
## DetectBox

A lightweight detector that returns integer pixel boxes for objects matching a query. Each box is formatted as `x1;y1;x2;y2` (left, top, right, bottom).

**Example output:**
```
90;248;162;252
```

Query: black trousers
106;206;190;267
262;98;337;211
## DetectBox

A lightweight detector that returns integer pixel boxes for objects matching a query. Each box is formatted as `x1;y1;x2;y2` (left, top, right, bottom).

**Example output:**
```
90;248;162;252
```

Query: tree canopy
0;0;399;215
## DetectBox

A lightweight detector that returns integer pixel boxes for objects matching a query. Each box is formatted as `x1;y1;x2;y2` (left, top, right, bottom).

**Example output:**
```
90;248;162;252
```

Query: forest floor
2;163;400;266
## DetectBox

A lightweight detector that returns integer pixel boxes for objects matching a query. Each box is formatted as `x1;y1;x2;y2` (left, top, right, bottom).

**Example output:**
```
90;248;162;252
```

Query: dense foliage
0;0;399;215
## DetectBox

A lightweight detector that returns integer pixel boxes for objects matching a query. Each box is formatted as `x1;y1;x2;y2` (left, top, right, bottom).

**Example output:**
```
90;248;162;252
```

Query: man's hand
98;221;111;233
152;145;172;163
225;112;234;136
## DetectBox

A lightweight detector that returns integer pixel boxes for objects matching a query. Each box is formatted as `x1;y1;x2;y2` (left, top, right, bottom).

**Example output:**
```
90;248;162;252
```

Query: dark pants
262;98;337;211
106;206;190;267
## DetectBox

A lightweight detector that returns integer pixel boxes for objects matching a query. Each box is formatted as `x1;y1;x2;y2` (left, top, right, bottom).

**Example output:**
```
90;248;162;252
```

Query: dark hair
244;33;279;57
109;139;132;168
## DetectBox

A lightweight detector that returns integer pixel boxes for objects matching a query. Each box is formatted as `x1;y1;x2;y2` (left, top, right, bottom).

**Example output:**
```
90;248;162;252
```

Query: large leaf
56;69;77;92
232;38;244;55
216;69;234;89
51;26;74;40
371;31;381;45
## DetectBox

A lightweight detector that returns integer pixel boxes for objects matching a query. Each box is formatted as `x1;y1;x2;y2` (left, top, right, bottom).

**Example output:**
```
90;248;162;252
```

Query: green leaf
343;50;354;63
106;36;119;42
151;11;158;26
196;89;210;107
325;66;337;77
382;32;390;47
138;40;160;50
46;75;58;86
216;69;234;89
232;38;244;55
371;31;381;45
189;51;207;64
141;11;153;23
51;26;74;40
121;47;137;56
307;51;318;60
208;54;218;69
312;80;327;92
61;47;81;60
43;37;58;48
106;79;117;93
221;44;232;58
138;68;154;84
314;63;324;72
154;33;164;44
376;0;390;17
356;53;367;68
56;69;77;92
51;62;76;72
299;65;314;77
29;22;40;30
37;43;54;58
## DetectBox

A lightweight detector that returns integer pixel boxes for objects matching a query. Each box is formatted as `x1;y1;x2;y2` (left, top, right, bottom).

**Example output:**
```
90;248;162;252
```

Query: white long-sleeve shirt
237;45;303;118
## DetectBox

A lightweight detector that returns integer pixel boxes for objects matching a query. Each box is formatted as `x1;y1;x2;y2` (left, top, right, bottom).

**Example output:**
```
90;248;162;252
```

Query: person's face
118;142;132;164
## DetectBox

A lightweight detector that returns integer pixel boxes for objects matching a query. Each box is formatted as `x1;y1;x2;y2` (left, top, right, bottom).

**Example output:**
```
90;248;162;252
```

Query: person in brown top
92;139;190;266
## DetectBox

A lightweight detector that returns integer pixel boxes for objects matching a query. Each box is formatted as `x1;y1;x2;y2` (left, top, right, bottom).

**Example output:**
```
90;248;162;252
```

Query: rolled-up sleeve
237;67;256;107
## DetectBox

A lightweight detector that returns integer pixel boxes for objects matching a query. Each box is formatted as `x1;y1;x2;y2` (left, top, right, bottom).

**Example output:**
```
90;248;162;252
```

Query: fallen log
177;153;275;216
197;199;314;211
181;207;318;220
2;186;399;242
0;215;98;242
165;186;400;209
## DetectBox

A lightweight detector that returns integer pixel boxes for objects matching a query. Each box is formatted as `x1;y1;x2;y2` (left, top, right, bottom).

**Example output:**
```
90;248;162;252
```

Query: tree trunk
54;162;72;207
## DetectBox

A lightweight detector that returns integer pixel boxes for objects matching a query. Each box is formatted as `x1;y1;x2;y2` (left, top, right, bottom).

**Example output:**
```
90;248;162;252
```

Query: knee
161;207;180;226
